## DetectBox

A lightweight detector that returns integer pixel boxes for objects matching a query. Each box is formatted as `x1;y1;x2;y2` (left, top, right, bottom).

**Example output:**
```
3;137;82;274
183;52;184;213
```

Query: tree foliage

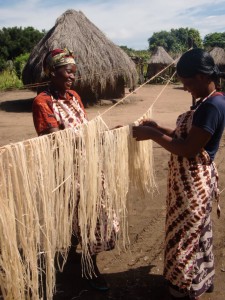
0;26;45;70
14;53;30;79
120;46;150;62
148;27;203;54
120;45;134;55
203;32;225;50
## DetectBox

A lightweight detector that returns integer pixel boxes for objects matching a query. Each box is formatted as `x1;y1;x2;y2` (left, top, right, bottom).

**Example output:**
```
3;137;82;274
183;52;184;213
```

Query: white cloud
0;0;225;49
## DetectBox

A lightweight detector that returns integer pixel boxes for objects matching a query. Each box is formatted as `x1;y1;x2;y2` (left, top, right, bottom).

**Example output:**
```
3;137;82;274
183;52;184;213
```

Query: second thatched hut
22;9;138;105
209;47;225;72
209;47;225;91
146;46;174;82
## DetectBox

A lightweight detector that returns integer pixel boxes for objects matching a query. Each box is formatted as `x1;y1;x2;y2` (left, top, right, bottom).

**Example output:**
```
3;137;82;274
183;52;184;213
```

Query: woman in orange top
33;48;119;292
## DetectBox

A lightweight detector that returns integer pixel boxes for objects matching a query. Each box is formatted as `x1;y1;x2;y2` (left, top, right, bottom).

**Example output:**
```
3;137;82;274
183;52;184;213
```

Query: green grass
0;70;23;90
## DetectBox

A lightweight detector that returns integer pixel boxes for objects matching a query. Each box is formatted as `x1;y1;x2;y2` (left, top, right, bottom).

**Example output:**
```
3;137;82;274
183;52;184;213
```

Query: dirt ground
0;85;225;300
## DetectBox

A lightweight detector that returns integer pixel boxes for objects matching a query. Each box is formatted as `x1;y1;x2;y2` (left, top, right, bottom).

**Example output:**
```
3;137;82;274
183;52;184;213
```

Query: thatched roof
147;46;174;65
22;9;137;103
209;47;225;67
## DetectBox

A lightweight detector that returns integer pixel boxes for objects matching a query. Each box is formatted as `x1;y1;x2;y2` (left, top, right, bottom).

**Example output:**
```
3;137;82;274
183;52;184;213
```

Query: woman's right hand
140;119;158;128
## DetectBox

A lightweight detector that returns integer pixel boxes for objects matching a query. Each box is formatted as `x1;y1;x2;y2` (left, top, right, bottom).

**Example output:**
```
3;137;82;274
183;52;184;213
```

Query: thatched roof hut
209;47;225;72
22;9;137;105
146;46;174;81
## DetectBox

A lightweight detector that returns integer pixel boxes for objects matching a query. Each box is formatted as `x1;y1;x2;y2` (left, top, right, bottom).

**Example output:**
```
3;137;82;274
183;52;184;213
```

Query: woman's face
52;64;76;91
179;74;210;99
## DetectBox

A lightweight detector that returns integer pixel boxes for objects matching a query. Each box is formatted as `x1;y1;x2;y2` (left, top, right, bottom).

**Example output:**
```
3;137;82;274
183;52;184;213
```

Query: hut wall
99;76;125;100
146;63;175;83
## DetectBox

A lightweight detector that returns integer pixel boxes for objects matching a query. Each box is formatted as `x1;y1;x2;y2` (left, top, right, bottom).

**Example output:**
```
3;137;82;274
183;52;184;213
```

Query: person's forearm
134;123;211;158
148;129;199;157
141;119;175;137
156;125;175;137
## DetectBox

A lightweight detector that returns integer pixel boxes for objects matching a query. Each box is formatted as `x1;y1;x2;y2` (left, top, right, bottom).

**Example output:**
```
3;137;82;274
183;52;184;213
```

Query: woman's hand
110;125;123;130
140;119;175;137
133;125;155;141
140;119;158;128
133;124;212;158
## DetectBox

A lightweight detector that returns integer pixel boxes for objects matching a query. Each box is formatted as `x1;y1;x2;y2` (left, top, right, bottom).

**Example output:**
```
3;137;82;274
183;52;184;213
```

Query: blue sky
0;0;225;49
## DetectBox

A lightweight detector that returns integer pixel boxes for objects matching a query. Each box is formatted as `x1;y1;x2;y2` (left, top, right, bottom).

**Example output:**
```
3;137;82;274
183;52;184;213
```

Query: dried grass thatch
146;46;174;81
148;46;174;65
209;47;225;72
22;9;138;105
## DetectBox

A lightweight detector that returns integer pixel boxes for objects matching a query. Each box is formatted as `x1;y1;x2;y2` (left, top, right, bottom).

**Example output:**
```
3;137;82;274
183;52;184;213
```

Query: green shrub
0;69;23;90
14;53;29;79
0;57;6;71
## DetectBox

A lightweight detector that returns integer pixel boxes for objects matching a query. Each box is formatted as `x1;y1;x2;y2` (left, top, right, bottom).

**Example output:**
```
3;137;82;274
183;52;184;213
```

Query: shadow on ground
0;98;33;112
53;251;168;300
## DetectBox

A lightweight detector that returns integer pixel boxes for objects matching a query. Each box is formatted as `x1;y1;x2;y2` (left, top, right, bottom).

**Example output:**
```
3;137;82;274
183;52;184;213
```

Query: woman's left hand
133;125;154;141
110;125;123;130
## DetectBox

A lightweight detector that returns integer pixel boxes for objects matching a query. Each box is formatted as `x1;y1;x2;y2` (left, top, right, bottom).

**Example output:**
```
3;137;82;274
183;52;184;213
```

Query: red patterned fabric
32;89;119;258
32;89;86;135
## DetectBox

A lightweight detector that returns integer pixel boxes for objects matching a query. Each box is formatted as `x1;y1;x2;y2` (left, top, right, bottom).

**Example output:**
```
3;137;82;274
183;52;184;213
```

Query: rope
219;187;225;194
1;67;132;91
149;70;177;109
0;58;178;151
100;59;177;117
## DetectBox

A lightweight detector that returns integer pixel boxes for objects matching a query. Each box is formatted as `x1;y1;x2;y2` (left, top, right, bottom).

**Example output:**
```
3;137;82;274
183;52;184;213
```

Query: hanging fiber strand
0;130;79;299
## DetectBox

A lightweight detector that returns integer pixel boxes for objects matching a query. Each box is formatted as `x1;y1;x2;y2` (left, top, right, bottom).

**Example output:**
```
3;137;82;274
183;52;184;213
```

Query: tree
120;45;134;56
148;28;202;54
14;53;30;79
148;31;174;52
187;28;202;48
119;46;150;84
203;32;225;50
0;26;45;70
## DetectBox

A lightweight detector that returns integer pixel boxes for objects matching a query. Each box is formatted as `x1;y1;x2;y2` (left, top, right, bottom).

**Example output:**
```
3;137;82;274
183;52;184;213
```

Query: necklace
200;89;217;103
192;89;217;110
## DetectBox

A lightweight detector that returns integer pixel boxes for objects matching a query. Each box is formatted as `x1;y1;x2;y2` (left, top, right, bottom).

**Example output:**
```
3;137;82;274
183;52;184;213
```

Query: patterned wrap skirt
164;110;219;298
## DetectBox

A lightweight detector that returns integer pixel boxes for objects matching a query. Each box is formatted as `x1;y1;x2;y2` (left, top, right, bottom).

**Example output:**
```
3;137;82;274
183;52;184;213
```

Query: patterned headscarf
43;48;76;76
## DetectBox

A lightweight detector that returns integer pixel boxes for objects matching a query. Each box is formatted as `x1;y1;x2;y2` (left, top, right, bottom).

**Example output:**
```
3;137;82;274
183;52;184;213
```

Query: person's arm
141;119;175;137
39;127;60;135
133;125;211;158
32;95;59;136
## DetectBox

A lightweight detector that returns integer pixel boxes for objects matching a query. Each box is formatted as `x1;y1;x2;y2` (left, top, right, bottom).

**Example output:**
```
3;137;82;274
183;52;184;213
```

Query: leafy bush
0;26;45;62
0;57;6;71
0;69;22;90
14;53;29;78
